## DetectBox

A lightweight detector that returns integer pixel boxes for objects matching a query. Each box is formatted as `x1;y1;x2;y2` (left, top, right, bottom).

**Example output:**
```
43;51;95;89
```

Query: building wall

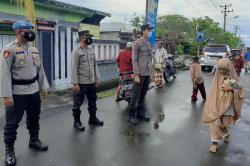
52;29;120;90
100;32;120;41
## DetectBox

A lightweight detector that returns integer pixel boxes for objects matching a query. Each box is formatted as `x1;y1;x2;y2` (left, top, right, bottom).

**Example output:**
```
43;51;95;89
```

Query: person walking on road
189;56;206;103
244;51;250;73
202;58;245;153
0;21;50;166
128;24;153;125
232;52;244;77
71;30;104;131
115;42;133;102
154;41;167;88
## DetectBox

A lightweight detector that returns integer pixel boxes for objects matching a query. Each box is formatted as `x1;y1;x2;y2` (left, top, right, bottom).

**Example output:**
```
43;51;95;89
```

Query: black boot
137;111;150;122
88;112;104;126
29;137;48;151
128;110;139;125
74;121;85;131
5;144;16;166
73;110;85;131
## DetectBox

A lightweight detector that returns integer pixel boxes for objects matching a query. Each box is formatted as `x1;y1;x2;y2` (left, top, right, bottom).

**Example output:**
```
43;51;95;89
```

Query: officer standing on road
71;30;104;131
129;24;153;125
0;22;50;166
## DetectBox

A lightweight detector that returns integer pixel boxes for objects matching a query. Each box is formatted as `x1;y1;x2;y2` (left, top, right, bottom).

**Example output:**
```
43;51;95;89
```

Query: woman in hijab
202;58;245;153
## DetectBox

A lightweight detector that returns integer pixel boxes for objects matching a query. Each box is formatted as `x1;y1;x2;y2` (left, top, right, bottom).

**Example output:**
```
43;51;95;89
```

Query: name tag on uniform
32;51;39;54
15;51;25;55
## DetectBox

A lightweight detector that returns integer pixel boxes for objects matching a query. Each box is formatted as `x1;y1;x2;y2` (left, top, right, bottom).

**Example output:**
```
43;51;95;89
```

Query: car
200;44;231;70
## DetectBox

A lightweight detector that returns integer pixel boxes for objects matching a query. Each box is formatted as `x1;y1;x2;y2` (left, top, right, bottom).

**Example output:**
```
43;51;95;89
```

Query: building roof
35;0;111;17
100;22;138;33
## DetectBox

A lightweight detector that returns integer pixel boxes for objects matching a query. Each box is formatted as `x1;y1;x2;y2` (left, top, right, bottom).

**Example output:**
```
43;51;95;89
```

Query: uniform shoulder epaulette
5;41;16;48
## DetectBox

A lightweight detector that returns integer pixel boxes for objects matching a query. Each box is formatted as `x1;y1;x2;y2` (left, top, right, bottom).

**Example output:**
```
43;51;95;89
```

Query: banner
146;0;159;45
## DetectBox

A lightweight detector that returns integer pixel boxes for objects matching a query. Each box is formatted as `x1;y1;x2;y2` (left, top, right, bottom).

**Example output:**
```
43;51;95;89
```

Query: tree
156;14;242;55
156;15;192;54
130;13;145;28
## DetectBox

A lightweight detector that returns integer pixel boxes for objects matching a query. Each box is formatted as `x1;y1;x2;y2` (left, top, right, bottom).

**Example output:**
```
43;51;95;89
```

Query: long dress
202;59;245;142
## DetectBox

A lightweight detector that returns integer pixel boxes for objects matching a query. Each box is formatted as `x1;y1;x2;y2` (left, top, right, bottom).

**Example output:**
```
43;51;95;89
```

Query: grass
97;89;115;99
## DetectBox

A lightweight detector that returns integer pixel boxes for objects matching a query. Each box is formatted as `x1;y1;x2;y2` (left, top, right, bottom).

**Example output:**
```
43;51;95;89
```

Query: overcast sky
59;0;250;46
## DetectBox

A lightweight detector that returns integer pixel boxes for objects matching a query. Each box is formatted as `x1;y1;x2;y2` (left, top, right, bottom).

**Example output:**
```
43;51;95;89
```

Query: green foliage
153;15;242;55
130;12;145;28
177;45;184;55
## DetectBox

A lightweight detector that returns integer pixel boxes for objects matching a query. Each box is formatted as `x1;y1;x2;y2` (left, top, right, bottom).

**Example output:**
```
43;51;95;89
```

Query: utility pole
220;4;233;32
234;25;240;37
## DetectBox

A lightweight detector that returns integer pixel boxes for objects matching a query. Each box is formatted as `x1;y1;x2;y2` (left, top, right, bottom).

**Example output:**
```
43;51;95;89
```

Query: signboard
80;24;100;39
196;31;205;42
145;0;159;45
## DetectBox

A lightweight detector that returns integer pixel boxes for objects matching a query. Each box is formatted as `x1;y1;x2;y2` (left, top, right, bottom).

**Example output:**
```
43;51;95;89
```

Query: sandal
209;144;218;153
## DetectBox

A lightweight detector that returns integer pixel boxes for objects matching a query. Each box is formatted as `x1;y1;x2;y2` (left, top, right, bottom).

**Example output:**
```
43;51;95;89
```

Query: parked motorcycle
163;56;177;83
119;71;134;103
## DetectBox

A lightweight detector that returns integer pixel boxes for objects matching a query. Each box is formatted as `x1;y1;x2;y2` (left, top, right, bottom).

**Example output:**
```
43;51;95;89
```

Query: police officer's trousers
72;84;97;117
4;92;41;145
129;76;150;116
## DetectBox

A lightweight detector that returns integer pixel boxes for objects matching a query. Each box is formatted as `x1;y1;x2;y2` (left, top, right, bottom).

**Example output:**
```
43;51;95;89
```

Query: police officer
0;22;50;166
71;30;104;131
129;24;153;125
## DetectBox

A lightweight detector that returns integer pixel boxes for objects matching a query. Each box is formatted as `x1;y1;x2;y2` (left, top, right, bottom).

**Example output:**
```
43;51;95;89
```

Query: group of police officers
0;21;154;166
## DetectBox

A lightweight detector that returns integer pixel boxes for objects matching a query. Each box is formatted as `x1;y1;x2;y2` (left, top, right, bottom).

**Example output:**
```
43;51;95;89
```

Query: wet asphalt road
0;71;249;166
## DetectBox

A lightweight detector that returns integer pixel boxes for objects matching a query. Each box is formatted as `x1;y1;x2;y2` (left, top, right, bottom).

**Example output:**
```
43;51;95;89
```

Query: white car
200;44;231;70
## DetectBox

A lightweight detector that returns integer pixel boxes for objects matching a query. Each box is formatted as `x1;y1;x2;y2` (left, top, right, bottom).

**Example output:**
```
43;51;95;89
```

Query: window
114;45;117;58
109;45;112;59
98;45;101;60
104;45;107;59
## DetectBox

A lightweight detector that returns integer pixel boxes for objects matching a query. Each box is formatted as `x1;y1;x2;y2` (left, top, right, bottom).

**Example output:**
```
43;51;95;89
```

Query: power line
185;0;203;17
206;0;222;21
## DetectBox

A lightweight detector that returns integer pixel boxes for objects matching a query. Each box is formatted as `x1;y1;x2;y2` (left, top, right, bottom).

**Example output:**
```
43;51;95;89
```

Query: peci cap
126;42;133;48
12;21;34;30
78;30;93;38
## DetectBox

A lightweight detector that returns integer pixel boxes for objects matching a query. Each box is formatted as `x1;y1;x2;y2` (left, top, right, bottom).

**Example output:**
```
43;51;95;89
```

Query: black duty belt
12;74;39;85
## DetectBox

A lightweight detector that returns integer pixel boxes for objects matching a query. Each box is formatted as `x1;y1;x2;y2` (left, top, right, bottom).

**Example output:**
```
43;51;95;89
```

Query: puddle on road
152;102;191;134
225;149;246;165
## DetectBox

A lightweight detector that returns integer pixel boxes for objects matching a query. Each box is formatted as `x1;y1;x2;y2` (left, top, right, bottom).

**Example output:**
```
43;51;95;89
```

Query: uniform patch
3;50;11;59
15;47;23;51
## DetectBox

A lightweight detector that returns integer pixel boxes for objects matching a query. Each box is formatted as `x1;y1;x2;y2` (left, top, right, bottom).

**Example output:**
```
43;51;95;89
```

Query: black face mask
85;37;93;45
23;31;36;42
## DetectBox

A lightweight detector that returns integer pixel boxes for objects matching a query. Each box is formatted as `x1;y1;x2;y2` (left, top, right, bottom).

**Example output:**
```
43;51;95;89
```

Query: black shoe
74;121;85;131
29;139;48;151
137;113;150;122
5;145;16;166
89;116;104;126
115;98;122;102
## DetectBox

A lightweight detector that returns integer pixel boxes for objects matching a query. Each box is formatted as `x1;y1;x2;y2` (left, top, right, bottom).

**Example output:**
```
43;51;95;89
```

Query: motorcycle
163;56;177;83
118;71;134;103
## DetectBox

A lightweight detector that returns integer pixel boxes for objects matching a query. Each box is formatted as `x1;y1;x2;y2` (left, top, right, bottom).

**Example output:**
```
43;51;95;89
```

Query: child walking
189;56;206;103
202;58;244;153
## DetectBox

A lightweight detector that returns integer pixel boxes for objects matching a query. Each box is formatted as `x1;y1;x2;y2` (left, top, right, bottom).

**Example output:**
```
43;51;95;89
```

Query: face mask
85;37;93;45
146;31;152;38
23;31;36;42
